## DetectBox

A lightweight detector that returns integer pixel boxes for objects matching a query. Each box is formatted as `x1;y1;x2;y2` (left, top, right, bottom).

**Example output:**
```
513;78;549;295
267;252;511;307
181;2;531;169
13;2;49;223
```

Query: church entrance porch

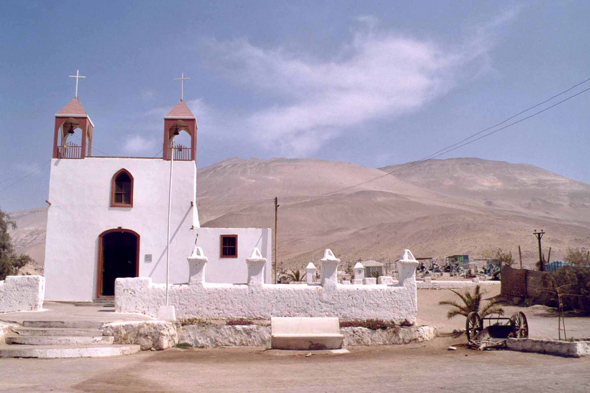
97;229;140;298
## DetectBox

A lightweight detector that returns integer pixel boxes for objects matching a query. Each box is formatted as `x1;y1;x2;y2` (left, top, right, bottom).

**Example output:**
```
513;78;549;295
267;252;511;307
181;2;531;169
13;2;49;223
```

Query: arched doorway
97;229;140;298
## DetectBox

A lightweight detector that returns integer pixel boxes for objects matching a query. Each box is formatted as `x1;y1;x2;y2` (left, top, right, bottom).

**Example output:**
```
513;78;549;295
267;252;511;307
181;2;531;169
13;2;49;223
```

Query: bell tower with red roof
163;100;197;161
53;70;94;159
163;72;197;161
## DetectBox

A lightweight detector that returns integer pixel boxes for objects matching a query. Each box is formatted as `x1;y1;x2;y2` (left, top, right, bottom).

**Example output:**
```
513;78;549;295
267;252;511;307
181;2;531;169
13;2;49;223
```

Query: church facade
44;90;272;302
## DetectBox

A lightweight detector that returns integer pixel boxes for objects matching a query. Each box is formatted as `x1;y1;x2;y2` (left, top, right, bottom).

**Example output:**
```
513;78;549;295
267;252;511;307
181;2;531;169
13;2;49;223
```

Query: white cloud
201;12;518;157
124;134;156;153
208;30;464;156
153;10;515;159
141;89;156;100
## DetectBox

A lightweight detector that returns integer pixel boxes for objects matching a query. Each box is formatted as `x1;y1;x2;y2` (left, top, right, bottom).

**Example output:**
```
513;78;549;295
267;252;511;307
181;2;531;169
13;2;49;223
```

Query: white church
43;73;272;302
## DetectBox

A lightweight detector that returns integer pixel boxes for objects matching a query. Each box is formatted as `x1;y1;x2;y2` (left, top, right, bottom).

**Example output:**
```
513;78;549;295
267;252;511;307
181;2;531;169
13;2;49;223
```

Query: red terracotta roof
165;100;195;119
56;98;88;117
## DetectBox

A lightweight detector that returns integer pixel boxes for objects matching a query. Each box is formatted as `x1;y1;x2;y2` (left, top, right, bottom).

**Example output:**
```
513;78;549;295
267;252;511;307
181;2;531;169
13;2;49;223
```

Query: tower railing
173;145;191;161
57;142;82;159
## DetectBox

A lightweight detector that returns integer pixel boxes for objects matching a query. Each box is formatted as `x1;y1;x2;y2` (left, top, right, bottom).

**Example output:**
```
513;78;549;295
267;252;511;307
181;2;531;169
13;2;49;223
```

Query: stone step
0;344;140;359
6;336;114;346
13;328;104;337
22;321;104;329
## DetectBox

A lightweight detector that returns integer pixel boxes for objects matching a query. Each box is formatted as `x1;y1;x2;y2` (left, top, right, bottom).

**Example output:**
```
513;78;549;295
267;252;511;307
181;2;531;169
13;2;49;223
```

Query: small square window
220;235;238;258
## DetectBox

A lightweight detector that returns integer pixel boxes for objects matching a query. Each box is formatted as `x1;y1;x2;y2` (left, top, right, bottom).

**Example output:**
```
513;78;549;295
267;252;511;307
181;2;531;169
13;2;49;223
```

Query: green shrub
0;209;32;280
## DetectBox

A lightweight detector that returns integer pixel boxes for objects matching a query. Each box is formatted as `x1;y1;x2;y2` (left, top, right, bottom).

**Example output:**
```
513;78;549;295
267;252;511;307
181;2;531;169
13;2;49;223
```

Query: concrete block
271;317;343;350
158;305;177;322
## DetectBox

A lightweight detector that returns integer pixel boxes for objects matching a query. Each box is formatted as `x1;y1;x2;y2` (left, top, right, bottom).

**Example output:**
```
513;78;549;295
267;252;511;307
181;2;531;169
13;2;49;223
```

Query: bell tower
163;72;197;161
53;70;94;159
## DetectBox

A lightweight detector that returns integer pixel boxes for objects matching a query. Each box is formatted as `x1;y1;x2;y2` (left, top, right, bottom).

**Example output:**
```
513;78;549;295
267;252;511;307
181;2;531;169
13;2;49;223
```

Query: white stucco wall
44;157;272;302
116;279;417;323
0;276;45;313
194;228;272;284
115;250;419;323
44;157;199;302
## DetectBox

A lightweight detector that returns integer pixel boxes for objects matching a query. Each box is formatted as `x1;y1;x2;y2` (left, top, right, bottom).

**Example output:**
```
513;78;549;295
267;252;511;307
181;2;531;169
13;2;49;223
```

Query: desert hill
8;157;590;273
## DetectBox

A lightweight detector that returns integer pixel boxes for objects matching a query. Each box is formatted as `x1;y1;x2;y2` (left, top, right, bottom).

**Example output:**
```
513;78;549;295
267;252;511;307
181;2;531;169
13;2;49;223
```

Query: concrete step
6;336;114;346
22;321;104;329
13;328;104;337
0;344;141;359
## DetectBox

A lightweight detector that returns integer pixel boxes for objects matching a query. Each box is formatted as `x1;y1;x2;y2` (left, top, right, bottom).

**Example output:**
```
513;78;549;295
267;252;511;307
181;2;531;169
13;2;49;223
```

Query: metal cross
68;70;86;98
174;72;190;101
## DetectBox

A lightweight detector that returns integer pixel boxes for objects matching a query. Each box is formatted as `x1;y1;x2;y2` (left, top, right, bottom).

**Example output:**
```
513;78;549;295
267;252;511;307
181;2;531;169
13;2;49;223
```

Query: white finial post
320;249;340;288
68;70;86;98
174;72;191;101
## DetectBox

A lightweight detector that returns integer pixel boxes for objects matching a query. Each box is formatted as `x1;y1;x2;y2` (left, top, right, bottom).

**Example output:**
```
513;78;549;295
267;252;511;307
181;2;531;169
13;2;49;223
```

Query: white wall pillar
187;246;208;286
396;249;419;286
247;248;267;288
320;249;340;288
306;262;317;284
352;262;364;285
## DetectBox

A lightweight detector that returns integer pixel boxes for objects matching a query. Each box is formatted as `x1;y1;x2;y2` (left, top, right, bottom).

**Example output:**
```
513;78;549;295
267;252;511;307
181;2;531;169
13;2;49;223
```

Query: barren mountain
8;157;590;273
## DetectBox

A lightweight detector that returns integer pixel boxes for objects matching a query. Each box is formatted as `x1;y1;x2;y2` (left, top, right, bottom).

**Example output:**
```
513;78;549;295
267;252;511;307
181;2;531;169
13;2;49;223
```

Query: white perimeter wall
116;279;418;323
194;228;272;284
0;276;45;313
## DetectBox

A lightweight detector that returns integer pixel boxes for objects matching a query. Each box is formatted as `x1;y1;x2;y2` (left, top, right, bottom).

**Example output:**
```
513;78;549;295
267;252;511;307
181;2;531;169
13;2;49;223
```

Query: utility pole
518;245;523;270
533;229;545;271
165;140;175;306
273;197;280;284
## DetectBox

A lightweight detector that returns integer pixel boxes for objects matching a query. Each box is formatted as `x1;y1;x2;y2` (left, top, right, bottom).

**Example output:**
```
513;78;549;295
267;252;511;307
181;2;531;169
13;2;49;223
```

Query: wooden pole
165;140;174;306
547;247;552;265
273;197;279;284
518;245;523;270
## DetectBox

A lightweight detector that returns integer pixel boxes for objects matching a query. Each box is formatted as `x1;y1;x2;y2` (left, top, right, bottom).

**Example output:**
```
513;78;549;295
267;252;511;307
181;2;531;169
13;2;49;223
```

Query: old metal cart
466;311;529;345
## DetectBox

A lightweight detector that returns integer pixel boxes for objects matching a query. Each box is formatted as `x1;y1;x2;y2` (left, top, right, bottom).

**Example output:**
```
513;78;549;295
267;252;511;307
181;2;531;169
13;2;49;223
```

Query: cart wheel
510;311;529;338
466;312;483;342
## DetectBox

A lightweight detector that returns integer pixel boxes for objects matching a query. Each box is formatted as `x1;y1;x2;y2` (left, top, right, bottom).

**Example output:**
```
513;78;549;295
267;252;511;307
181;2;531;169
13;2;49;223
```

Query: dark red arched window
111;169;134;207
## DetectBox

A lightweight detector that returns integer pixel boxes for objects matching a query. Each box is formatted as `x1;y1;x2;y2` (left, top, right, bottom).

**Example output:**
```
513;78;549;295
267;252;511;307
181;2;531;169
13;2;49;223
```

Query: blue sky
1;1;589;211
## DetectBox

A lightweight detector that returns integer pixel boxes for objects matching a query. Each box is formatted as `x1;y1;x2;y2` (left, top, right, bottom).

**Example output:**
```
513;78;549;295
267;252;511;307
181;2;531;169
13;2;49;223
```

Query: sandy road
1;336;589;393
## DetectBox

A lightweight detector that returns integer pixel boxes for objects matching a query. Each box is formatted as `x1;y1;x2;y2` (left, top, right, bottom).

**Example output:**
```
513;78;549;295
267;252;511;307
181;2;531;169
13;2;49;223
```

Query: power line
419;77;590;162
0;161;49;187
0;160;52;197
318;80;590;197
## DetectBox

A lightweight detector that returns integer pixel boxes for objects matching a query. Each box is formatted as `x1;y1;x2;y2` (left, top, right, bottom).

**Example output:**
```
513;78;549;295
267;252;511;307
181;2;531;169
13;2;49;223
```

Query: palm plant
286;269;306;282
439;285;504;319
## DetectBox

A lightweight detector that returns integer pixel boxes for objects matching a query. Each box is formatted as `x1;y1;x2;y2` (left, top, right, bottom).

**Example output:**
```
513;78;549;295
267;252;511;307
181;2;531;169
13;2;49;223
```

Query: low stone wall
178;325;271;348
507;338;590;358
0;276;45;314
416;280;499;290
342;326;437;346
102;321;178;350
175;324;437;348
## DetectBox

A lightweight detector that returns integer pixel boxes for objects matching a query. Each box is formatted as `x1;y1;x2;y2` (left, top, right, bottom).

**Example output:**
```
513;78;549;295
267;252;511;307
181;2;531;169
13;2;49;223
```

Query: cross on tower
174;72;190;101
68;70;86;98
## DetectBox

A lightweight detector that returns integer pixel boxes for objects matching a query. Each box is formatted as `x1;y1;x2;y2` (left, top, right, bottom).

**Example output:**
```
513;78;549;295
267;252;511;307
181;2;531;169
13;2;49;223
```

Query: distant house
361;260;384;277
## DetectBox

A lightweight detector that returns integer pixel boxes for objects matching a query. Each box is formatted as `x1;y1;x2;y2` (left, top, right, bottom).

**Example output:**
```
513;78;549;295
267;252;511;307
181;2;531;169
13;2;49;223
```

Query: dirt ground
0;336;589;392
